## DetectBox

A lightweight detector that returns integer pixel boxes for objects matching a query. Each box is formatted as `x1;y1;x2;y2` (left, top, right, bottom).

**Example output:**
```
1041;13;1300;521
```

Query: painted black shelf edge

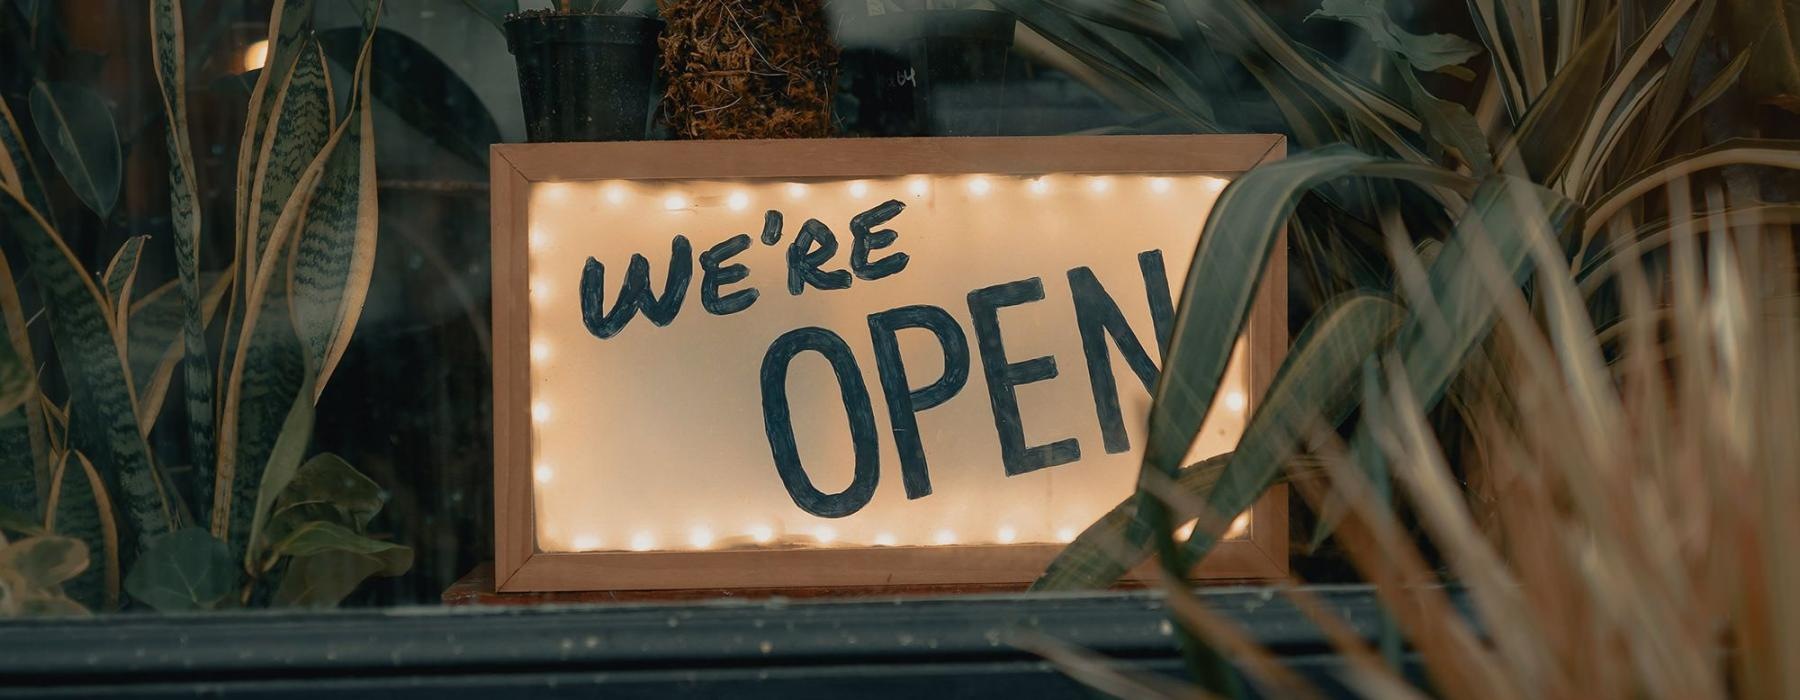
0;586;1449;699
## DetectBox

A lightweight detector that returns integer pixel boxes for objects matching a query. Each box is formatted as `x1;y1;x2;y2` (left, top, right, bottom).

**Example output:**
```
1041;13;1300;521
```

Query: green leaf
0;534;87;590
319;26;501;169
1309;176;1579;548
239;378;315;570
1401;70;1494;175
1;186;173;555
1724;0;1800;113
123;527;236;611
0;320;28;417
0;504;47;537
0;96;55;229
0;247;48;514
151;0;218;525
102;235;148;325
1497;7;1616;184
269;520;411;608
26;81;121;219
125;273;232;436
1307;0;1483;77
270;453;382;535
46;451;119;609
246;38;333;282
290;19;380;402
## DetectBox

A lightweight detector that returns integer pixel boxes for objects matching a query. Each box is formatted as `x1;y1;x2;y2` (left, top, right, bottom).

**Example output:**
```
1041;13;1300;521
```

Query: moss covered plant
658;0;840;139
0;0;410;614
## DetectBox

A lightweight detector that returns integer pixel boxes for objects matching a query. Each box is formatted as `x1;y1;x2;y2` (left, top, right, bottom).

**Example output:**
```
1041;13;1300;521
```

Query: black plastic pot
504;12;662;142
838;10;1015;137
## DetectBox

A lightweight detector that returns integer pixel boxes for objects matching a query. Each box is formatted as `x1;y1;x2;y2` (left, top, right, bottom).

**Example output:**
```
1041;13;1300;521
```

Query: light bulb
848;181;869;198
787;183;808;199
933;529;957;545
968;177;991;196
749;524;774;544
996;526;1017;544
529;277;551;302
727;191;750;211
1029;178;1050;196
1150;177;1172;194
531;403;551;424
689;526;715;549
630;532;655;551
663;194;688;211
1224;391;1248;412
531;341;551;363
1226;511;1252;539
533;464;554;483
815;526;837;544
908;178;929;197
604;183;627;205
241;39;269;73
1089;177;1111;194
1055;527;1078;543
528;228;548;251
874;533;897;546
1174;518;1198;542
572;534;601;551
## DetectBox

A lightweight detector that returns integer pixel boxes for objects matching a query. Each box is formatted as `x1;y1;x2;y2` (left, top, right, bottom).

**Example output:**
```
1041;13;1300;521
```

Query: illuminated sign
491;136;1287;591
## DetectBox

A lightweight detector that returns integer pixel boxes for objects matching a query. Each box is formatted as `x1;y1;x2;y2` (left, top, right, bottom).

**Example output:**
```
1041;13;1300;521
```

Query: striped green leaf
26;82;121;219
247;39;334;282
102;235;148;332
1034;293;1404;590
289;27;378;402
150;0;218;524
0;187;173;558
45;451;120;610
127;273;232;437
0;97;55;229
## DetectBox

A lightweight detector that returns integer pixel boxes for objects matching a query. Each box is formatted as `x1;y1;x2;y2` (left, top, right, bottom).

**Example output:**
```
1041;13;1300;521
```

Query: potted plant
657;0;839;139
504;1;663;142
834;0;1015;136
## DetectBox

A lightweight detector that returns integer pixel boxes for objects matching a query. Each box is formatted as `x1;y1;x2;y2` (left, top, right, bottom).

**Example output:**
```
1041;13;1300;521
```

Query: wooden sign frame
491;135;1288;593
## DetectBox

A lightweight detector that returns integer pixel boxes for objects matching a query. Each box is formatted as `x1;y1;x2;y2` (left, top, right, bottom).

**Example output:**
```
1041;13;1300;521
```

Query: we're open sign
491;136;1287;592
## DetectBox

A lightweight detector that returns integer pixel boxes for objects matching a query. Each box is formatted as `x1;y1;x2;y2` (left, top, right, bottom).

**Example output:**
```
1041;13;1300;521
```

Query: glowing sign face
492;137;1288;591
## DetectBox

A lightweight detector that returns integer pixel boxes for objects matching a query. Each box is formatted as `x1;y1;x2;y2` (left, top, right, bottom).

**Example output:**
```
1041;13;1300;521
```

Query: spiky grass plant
1005;0;1799;695
1031;182;1797;698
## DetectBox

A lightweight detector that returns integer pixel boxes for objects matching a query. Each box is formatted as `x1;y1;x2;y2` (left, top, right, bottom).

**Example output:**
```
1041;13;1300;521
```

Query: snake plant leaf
1307;0;1483;78
122;527;236;611
290;20;379;403
1626;0;1717;174
246;39;333;282
26;82;120;219
0;323;28;418
150;0;219;522
222;251;306;557
44;451;119;609
0;504;47;537
1034;293;1404;590
0;97;54;228
241;379;314;571
270;520;410;607
0;187;174;555
994;0;1221;130
102;235;148;331
318;26;501;169
1;246;48;512
127;273;231;437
